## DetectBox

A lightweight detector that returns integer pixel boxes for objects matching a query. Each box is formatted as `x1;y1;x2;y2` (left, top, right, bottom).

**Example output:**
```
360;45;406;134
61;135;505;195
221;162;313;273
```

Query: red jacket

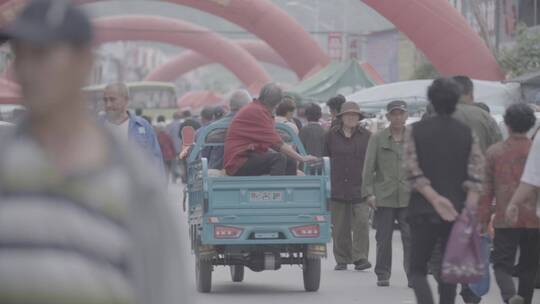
224;100;283;175
157;129;176;161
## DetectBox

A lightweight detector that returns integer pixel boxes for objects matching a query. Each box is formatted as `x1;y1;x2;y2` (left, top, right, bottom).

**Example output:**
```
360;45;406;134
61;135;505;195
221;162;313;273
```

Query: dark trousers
374;207;411;281
235;152;296;176
493;228;540;304
409;222;456;304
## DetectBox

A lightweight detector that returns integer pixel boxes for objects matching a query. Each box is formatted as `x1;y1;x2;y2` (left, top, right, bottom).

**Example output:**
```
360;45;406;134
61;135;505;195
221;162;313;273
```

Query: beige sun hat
337;101;364;119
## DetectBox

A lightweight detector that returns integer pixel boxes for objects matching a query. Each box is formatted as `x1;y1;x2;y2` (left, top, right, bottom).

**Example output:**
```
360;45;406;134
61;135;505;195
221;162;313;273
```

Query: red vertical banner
348;34;361;60
328;32;343;61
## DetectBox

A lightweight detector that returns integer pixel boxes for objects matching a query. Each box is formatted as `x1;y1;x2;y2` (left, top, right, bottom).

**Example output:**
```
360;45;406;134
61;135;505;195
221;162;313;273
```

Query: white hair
228;89;251;112
105;82;130;100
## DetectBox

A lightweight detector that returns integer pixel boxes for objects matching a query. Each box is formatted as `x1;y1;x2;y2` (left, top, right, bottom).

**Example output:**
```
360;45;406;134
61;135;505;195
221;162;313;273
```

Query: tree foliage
411;61;440;80
499;25;540;78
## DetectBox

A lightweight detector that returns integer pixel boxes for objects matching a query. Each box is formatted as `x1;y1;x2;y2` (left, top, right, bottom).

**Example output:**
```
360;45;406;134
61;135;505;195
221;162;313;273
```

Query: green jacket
361;128;410;208
452;103;502;154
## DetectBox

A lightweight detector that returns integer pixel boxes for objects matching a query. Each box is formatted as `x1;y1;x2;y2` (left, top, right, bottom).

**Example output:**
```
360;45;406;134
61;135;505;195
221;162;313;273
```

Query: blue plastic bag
469;235;491;297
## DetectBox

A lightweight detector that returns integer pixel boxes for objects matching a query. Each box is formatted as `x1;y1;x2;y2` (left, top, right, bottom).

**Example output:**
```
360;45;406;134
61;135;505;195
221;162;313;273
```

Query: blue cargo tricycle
185;121;331;293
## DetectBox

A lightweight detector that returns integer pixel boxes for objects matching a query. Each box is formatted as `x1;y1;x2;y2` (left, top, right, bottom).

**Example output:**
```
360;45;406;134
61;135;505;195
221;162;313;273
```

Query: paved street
169;184;540;304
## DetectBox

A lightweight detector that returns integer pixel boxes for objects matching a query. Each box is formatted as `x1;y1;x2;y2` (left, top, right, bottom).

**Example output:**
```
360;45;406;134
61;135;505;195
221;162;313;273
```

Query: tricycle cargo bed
208;175;327;212
190;174;331;245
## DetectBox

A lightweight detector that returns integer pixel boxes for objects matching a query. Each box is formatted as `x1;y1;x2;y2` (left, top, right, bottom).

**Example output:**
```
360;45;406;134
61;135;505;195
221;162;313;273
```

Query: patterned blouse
479;135;539;228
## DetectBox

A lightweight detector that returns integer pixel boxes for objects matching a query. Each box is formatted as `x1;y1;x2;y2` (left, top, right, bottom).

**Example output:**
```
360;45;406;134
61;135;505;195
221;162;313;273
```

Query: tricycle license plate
254;232;279;239
249;191;283;202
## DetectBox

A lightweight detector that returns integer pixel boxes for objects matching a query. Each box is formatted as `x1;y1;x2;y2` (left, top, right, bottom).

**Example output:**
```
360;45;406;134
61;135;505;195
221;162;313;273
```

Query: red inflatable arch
0;0;329;78
1;0;504;80
146;39;289;82
362;0;504;80
146;40;386;84
93;15;271;89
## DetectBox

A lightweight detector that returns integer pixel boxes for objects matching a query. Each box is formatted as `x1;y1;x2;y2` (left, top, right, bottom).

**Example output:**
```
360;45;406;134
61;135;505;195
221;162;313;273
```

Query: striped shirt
0;124;185;304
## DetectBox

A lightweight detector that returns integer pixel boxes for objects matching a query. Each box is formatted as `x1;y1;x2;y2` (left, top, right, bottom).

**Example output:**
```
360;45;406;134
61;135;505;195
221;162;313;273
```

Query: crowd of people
0;1;539;304
170;78;539;304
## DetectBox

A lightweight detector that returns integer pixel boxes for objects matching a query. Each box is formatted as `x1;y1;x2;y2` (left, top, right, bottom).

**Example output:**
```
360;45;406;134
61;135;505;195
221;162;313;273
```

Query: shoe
334;263;347;271
508;295;524;304
407;282;413;289
377;279;390;287
354;259;372;271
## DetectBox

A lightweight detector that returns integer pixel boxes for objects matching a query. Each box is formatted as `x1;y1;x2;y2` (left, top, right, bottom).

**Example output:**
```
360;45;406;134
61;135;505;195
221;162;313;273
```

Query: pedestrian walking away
299;103;326;158
362;100;411;288
482;104;540;304
452;75;503;154
177;113;201;183
324;101;372;271
166;111;183;183
275;96;299;134
155;115;176;182
323;94;346;130
404;78;484;304
428;75;502;304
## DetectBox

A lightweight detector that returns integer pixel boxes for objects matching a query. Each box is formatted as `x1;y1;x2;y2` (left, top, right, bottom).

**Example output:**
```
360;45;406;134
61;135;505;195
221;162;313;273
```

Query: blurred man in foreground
0;1;185;303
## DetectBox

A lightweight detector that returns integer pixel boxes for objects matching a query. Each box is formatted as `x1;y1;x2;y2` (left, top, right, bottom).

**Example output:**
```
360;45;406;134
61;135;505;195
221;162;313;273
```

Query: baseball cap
0;0;93;47
386;100;408;113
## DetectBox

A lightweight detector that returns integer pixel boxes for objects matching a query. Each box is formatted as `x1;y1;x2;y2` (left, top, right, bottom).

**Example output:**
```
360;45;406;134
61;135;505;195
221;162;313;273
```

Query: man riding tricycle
183;85;331;293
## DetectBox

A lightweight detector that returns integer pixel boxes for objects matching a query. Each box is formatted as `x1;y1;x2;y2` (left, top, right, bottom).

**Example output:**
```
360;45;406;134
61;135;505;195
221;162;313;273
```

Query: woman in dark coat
324;101;372;271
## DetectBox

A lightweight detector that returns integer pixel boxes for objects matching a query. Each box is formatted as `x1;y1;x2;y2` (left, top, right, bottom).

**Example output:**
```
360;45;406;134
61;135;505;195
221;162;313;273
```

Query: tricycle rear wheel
230;265;245;282
303;257;321;292
196;256;212;293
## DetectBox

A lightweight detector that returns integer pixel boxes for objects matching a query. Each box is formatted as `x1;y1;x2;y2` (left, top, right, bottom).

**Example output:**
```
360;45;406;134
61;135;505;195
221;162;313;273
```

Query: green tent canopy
287;60;378;104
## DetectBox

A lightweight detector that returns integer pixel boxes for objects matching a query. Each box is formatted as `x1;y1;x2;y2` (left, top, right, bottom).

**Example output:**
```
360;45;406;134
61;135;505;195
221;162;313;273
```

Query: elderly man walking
362;100;411;287
102;82;165;176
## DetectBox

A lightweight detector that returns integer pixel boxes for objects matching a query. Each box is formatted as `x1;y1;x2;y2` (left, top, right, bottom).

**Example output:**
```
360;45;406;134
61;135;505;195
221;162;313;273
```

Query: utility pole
495;0;501;51
471;1;496;54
